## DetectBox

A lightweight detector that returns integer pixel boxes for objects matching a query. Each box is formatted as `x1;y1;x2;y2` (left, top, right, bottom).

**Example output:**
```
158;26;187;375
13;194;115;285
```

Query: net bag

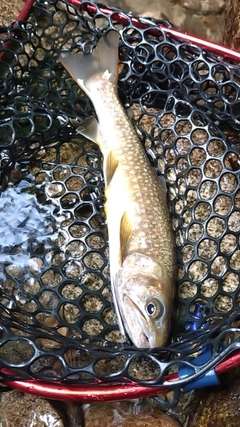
0;0;240;408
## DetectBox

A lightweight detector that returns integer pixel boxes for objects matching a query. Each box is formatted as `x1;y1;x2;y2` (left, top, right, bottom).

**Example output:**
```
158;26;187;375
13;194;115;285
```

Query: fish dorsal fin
104;150;118;186
76;116;102;147
120;211;132;263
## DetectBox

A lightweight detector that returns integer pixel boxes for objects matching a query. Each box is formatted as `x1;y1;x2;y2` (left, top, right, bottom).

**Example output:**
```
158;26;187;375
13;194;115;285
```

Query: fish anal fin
76;116;102;147
120;211;133;263
104;150;118;186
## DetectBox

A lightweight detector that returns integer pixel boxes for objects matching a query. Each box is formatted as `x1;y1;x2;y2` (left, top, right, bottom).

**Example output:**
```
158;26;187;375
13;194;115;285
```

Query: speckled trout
60;31;176;348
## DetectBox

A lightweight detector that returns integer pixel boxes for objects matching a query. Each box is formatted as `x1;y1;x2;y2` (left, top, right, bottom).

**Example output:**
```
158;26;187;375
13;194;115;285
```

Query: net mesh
0;0;240;407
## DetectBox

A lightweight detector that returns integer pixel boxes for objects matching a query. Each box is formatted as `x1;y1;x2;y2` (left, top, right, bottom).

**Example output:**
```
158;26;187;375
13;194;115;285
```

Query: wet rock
188;369;240;427
0;390;64;427
104;0;226;42
54;401;83;426
0;0;24;26
223;0;240;50
83;401;181;427
0;0;228;44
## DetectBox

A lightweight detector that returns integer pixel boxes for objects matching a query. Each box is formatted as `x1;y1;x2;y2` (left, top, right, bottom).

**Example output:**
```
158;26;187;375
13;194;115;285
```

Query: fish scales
92;80;175;283
60;30;176;348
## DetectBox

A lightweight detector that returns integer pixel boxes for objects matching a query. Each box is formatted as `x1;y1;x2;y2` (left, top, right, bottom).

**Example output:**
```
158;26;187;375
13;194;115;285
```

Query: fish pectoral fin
104;150;119;185
120;211;133;263
76;116;102;146
110;272;126;337
126;106;133;120
107;208;130;338
158;175;167;194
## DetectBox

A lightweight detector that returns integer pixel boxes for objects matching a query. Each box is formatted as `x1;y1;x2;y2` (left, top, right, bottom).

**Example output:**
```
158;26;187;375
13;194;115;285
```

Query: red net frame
2;0;240;402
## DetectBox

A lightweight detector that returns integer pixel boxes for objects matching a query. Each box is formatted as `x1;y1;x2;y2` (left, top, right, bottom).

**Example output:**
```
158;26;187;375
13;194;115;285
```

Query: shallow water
0;178;55;277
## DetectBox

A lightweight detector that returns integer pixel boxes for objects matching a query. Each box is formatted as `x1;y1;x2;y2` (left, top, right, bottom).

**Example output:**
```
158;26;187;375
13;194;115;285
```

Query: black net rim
4;349;240;402
1;0;240;404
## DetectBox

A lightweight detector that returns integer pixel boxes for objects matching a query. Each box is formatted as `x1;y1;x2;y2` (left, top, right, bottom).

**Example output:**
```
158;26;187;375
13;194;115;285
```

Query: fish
60;30;176;348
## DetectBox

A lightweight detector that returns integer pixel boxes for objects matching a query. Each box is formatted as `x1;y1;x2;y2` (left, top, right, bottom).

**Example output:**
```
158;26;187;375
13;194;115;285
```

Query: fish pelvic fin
59;30;119;101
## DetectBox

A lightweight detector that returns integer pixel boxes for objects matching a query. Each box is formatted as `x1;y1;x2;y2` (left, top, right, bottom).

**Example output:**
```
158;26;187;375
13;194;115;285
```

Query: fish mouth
123;294;152;348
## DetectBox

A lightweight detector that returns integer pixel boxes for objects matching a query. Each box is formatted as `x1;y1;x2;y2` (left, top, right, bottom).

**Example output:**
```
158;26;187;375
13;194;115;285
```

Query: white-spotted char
60;31;176;348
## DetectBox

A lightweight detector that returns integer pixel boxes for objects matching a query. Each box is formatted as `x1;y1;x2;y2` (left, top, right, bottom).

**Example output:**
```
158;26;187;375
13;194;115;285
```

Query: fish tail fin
60;30;119;101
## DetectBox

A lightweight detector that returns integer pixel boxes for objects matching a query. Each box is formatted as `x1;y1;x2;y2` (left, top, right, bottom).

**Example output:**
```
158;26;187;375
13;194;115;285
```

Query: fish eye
146;299;163;319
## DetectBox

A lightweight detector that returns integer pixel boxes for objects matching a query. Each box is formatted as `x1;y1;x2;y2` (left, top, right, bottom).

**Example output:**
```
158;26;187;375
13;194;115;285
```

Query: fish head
116;252;175;348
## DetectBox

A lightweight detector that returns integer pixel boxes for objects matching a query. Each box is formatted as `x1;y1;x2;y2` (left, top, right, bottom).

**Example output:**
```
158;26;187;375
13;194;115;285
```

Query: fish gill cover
0;0;240;407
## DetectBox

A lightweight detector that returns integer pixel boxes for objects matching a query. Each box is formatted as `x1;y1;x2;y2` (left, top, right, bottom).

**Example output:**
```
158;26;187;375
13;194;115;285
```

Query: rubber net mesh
0;0;240;406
